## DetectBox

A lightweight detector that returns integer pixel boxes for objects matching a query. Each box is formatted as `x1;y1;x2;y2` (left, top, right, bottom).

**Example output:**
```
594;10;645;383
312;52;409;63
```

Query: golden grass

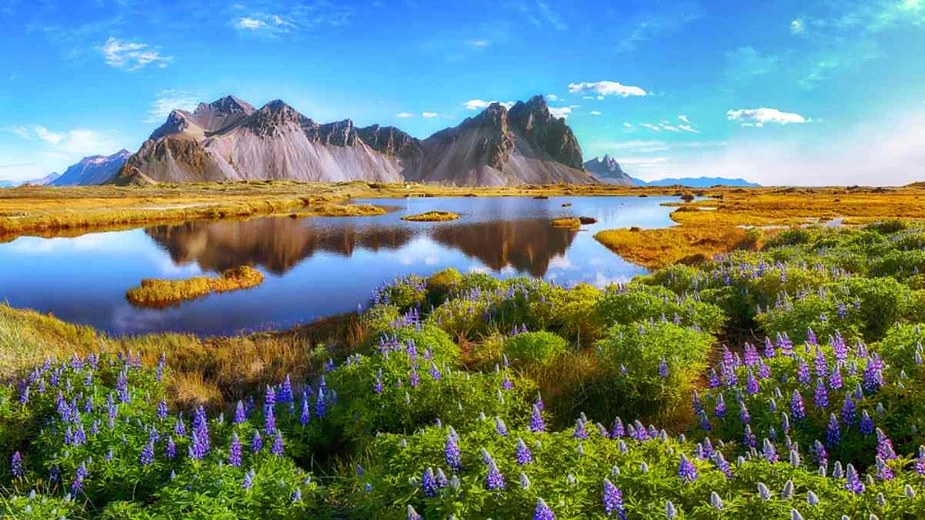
0;303;361;407
551;217;582;229
401;210;461;222
594;226;754;269
126;265;265;307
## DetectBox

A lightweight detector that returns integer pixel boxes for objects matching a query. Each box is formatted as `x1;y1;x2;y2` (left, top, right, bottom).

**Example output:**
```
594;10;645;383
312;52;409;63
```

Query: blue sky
1;0;923;185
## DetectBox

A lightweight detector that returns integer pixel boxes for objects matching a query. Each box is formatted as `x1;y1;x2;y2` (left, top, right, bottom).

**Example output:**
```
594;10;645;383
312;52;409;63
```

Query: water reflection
146;217;577;279
0;196;678;335
147;219;415;275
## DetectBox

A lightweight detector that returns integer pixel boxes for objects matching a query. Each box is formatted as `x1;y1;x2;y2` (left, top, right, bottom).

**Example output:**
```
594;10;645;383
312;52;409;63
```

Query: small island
126;265;264;307
400;210;460;222
551;216;597;229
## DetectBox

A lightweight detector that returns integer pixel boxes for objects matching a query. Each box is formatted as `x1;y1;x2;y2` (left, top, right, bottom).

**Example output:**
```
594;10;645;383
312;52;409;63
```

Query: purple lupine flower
859;409;875;435
165;436;176;459
251;430;263;453
813;347;827;377
242;468;255;489
692;391;703;415
534;498;555;520
764;337;775;358
529;405;546;433
829;365;843;390
10;451;24;479
762;438;778;462
746;371;760;395
740;403;751;424
813;379;828;409
876;456;894;481
807;327;817;345
139;439;155;466
758;361;771;379
157;399;168;420
228;433;242;467
429;362;441;381
876;429;896;460
744;343;759;366
486;460;505;490
611;417;625;438
841;395;856;426
271;430;284;456
373;377;383;394
915;447;925;476
174;414;186;437
495;416;508;437
263;405;276;436
826;414;841;447
797;359;811;385
279;375;293;403
502;373;514;390
844;464;864;495
445;434;461;471
409;369;419;388
715;394;726;418
421;467;438;497
71;462;88;493
315;388;327;418
812;440;827;468
406;505;422;520
743;424;756;448
791;390;805;422
574;419;588;439
708;368;720;389
602;478;626;519
515;438;533;465
658;358;669;378
678;453;698;483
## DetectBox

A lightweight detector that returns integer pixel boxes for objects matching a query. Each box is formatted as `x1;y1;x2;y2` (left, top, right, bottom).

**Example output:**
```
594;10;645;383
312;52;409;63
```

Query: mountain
633;176;760;187
583;155;635;186
0;172;61;187
52;150;131;186
112;94;595;187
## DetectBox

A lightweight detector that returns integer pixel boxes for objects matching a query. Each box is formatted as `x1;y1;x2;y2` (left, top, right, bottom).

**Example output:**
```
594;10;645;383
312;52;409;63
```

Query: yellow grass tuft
126;265;265;307
401;210;460;222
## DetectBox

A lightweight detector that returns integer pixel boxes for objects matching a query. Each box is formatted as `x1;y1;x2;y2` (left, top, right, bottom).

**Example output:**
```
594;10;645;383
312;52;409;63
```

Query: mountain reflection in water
146;217;577;278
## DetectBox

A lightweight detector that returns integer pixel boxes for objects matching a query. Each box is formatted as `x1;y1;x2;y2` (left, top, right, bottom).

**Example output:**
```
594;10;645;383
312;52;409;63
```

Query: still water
0;196;679;335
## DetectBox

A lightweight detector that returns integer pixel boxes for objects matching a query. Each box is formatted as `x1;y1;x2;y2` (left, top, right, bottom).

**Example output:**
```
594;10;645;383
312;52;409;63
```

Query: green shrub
502;331;568;367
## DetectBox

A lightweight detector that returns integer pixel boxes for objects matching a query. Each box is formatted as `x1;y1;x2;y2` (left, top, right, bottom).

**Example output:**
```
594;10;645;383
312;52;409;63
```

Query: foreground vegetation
6;219;925;517
125;266;265;308
401;210;461;222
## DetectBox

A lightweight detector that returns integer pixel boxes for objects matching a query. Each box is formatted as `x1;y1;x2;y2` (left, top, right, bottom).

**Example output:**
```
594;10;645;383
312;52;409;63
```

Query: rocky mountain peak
247;100;310;137
198;95;255;117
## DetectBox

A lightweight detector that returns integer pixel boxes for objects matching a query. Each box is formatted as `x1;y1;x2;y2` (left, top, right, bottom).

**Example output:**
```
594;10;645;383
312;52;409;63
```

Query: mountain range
582;155;759;187
111;94;593;187
1;95;758;188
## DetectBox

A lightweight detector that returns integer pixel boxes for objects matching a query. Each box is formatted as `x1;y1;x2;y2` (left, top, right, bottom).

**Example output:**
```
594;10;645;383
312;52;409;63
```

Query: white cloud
727;108;809;126
99;37;172;71
463;99;513;110
623;123;634;129
33;126;63;144
662;125;680;132
678;124;700;134
145;90;199;123
548;106;572;119
421;112;440;118
395;112;415;118
464;39;490;49
546;94;559;101
790;19;804;34
568;81;647;98
590;111;602;116
678;115;691;124
639;123;661;132
236;17;266;29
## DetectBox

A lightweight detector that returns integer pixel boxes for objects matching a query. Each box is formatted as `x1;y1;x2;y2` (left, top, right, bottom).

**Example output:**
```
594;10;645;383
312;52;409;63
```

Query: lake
0;196;680;335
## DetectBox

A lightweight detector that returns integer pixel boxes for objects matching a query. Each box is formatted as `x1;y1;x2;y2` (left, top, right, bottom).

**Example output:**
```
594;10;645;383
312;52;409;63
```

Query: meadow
5;209;925;518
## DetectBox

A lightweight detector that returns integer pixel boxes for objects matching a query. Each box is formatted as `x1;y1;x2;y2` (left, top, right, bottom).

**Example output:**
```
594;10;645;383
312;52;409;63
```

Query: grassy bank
126;266;265;307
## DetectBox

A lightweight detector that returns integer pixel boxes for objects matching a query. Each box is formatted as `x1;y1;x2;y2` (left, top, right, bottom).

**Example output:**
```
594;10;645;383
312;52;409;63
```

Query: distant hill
53;150;131;186
583;155;635;186
113;94;594;187
632;176;760;188
0;171;61;188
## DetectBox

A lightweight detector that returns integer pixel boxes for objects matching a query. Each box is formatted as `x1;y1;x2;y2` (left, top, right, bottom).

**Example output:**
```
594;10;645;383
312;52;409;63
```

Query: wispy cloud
145;90;200;123
99;37;172;71
567;81;647;98
724;46;780;87
233;14;296;36
589;110;602;116
616;1;703;52
548;106;571;119
727;108;810;126
464;39;491;49
395;112;415;118
7;125;122;157
463;99;514;110
421;112;440;118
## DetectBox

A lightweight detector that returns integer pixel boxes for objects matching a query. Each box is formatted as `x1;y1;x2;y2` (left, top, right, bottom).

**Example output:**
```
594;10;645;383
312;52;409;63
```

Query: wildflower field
6;219;925;518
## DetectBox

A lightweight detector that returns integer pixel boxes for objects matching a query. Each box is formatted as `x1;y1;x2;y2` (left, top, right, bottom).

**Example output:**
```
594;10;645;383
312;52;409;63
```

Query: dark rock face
583;155;636;186
115;94;595;186
508;95;584;170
